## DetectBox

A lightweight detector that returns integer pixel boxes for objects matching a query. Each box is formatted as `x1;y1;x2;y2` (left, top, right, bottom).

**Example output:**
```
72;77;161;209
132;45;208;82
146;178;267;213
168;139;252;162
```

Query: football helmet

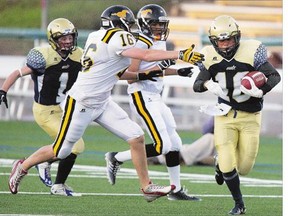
208;15;241;59
47;18;77;53
100;5;136;32
137;4;169;41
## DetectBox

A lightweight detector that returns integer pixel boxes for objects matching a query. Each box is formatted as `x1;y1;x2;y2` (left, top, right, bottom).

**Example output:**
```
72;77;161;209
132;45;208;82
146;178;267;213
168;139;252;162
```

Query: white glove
240;81;263;98
200;103;232;116
204;80;224;97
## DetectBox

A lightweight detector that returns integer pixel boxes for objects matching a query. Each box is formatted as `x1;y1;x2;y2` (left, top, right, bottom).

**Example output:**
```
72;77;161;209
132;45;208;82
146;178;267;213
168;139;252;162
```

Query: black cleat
168;187;202;201
229;204;246;215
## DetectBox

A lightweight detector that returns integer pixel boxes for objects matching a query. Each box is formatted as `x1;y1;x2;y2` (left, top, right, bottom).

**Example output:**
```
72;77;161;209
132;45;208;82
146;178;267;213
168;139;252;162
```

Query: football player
193;15;281;214
0;18;84;196
8;5;204;202
105;4;201;201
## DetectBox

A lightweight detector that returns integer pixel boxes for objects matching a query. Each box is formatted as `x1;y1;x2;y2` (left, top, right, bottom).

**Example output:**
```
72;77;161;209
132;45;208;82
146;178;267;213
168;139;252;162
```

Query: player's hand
240;81;263;98
157;59;176;70
137;70;163;82
204;80;224;97
177;67;193;77
0;90;8;108
178;44;205;65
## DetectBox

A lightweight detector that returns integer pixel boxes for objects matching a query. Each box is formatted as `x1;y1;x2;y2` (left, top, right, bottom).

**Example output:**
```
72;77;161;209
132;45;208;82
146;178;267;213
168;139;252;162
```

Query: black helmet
208;15;241;59
100;5;136;32
137;4;169;41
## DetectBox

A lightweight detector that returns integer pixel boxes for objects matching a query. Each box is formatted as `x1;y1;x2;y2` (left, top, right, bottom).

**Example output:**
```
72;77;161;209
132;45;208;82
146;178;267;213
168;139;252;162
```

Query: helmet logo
141;9;152;16
112;10;129;18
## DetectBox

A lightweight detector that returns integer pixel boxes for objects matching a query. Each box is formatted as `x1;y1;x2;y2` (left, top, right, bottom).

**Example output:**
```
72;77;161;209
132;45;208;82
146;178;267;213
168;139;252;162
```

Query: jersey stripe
101;28;122;44
131;91;162;153
53;96;75;156
138;35;153;48
116;67;128;79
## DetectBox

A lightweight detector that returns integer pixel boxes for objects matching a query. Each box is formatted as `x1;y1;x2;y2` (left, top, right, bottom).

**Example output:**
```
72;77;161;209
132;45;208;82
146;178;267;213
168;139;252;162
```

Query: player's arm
121;45;204;64
253;43;281;95
193;64;212;92
1;66;32;92
0;66;32;108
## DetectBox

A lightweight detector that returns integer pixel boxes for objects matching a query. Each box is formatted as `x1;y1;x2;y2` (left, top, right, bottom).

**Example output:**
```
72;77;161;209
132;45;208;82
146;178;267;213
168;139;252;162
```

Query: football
241;71;266;90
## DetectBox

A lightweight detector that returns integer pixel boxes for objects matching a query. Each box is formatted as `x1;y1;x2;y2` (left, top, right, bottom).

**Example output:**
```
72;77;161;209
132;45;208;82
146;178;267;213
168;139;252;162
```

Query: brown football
241;71;266;90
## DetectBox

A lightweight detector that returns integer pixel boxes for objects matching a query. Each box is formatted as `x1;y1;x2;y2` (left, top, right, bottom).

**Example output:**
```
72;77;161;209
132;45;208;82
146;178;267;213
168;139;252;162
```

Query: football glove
177;67;193;77
178;44;205;65
0;90;8;108
157;59;176;70
137;70;163;82
204;80;224;97
240;81;263;98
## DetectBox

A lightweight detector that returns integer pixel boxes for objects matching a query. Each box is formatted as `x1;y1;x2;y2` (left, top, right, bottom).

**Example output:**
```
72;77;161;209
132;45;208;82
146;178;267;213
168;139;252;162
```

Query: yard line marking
0;191;282;198
0;158;282;188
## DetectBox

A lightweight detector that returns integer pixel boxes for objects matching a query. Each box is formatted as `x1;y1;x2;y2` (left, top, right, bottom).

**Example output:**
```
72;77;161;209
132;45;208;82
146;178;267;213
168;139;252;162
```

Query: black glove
158;59;176;70
177;67;194;77
137;70;163;81
0;90;8;108
178;44;205;65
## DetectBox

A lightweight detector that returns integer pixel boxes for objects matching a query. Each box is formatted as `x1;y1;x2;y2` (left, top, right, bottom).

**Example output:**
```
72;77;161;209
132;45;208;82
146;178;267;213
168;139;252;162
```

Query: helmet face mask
47;18;77;54
208;15;241;59
100;5;136;32
137;4;170;41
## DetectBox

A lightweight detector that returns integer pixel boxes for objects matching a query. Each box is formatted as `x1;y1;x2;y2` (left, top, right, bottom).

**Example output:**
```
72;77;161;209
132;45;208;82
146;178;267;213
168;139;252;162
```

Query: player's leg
33;101;86;195
33;102;62;187
51;138;84;196
9;96;88;195
215;111;246;214
97;99;174;202
237;112;261;176
161;104;200;201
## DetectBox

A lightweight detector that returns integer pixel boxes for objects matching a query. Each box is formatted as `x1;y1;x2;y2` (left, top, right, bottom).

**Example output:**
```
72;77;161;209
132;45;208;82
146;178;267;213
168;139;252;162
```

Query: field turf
0;121;283;215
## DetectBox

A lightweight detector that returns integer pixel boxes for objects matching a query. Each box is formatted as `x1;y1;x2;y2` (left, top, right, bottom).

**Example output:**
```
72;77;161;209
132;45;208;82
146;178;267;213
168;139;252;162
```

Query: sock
114;150;131;162
223;169;244;205
54;153;77;184
145;143;160;157
115;143;160;162
166;151;181;192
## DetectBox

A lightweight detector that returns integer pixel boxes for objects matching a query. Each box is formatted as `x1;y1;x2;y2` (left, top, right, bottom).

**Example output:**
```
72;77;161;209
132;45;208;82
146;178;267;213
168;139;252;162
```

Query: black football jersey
26;46;83;105
194;39;267;112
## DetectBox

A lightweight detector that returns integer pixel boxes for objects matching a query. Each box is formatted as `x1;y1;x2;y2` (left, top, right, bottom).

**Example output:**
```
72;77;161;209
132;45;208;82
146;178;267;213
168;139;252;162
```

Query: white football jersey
127;33;166;95
68;28;136;108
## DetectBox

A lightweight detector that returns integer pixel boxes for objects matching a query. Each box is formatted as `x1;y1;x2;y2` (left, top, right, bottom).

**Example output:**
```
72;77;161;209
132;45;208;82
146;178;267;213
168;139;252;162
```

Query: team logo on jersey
226;65;236;70
112;10;129;18
141;9;152;16
212;56;218;61
62;64;70;69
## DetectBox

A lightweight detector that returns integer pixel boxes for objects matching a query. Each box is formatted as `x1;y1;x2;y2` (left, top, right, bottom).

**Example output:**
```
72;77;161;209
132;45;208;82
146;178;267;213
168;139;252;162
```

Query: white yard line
0;158;282;188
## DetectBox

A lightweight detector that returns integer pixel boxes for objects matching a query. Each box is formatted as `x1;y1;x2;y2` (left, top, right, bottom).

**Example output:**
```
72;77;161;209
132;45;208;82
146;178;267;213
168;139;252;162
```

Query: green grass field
0;121;283;215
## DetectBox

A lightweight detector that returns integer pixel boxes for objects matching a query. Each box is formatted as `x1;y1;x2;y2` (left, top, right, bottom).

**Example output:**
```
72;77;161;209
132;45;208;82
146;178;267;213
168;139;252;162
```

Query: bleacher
167;1;282;49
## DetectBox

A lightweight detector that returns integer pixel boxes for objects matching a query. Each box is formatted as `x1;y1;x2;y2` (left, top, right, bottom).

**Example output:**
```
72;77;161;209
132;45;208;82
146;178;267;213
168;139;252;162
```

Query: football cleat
214;155;224;185
8;159;28;194
35;162;53;187
105;152;123;185
168;187;202;201
142;184;175;202
229;204;246;215
50;184;82;197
